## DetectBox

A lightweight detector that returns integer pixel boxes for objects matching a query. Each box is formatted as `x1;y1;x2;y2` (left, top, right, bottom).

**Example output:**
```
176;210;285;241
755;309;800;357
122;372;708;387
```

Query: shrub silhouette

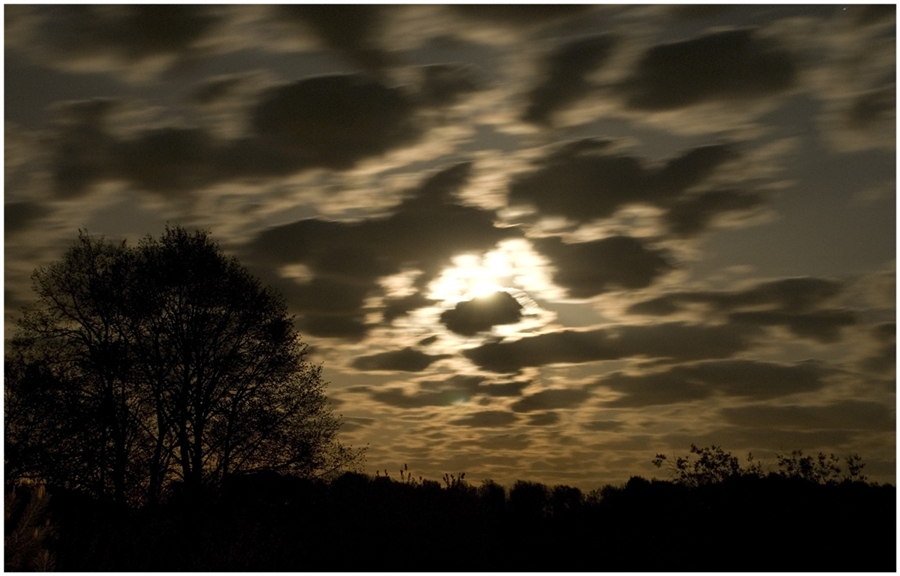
654;444;873;487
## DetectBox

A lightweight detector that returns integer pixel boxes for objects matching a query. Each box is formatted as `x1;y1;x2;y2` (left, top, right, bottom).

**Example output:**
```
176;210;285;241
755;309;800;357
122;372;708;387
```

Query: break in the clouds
5;5;895;489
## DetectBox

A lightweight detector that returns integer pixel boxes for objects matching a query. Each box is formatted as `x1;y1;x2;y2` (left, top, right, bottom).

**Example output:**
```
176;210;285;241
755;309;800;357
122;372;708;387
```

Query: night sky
4;4;896;488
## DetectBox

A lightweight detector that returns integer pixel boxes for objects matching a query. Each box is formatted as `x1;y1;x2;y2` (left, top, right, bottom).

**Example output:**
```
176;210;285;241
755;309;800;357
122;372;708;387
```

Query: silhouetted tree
6;226;361;506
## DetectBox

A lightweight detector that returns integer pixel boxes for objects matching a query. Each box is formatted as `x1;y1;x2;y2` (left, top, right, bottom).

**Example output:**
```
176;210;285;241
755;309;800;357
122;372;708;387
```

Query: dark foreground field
6;470;895;572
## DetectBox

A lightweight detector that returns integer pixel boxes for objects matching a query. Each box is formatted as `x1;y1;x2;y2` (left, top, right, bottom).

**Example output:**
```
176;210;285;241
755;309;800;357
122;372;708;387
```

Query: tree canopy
5;226;361;506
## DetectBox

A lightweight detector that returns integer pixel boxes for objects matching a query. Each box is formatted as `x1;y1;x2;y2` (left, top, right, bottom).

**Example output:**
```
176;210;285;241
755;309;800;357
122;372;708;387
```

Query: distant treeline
6;447;895;571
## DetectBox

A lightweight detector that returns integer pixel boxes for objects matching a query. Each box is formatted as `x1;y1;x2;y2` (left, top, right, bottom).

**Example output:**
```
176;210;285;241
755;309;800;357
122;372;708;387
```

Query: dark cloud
721;400;895;432
383;293;438;324
582;420;621;432
278;5;389;72
449;410;518;428
360;375;529;409
511;387;592;412
351;347;449;372
600;359;829;407
247;163;519;338
663;189;765;237
251;75;421;170
465;322;759;373
366;386;465;409
45;74;427;198
532;236;671;298
602;372;710;407
418;375;530;399
627;277;855;343
847;4;896;27
666;5;735;20
49;99;117;198
450;5;593;27
272;276;375;340
728;309;856;343
417;64;486;108
846;86;895;130
190;75;246;106
440;291;523;335
339;416;376;433
5;201;51;237
523;35;615;125
508;139;738;225
628;277;845;316
622;29;796;110
527;412;561;426
860;322;895;374
11;5;218;67
116;127;220;194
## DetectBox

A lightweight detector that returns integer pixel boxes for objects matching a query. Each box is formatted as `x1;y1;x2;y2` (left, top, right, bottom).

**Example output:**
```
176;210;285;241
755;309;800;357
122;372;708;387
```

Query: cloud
272;276;375;340
663;189;766;237
48;99;118;198
382;293;438;323
250;75;421;170
728;309;856;343
5;201;51;237
450;5;593;29
277;5;390;71
628;277;845;315
522;35;616;125
417;64;487;108
339;416;377;433
621;29;796;110
508;139;739;225
440;291;523;335
860;322;895;374
532;236;671;298
43;73;452;198
721;400;895;432
7;5;218;76
351;347;449;372
511;387;593;412
464;322;760;373
627;277;856;343
366;386;465;409
582;420;621;432
358;375;529;408
527;412;561;426
599;359;830;407
449;410;518;428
